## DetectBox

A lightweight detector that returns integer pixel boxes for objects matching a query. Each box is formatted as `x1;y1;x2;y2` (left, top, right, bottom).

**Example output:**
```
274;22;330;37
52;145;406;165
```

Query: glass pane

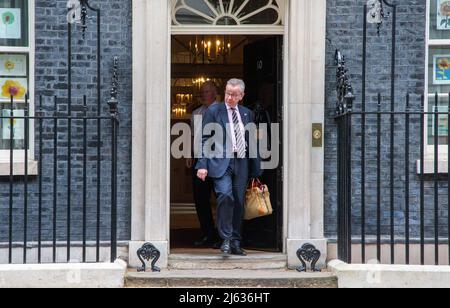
428;45;450;145
0;52;28;150
0;103;26;150
184;0;215;15
0;53;28;100
427;95;449;146
428;45;450;93
173;0;282;25
174;8;213;25
0;0;28;47
243;8;279;25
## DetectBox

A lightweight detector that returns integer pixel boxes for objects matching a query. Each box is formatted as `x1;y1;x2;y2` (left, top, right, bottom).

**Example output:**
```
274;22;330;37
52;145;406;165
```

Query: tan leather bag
244;179;273;220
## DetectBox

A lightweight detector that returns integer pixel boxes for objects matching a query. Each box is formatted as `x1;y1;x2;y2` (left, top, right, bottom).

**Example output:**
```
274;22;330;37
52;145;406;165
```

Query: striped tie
231;107;246;159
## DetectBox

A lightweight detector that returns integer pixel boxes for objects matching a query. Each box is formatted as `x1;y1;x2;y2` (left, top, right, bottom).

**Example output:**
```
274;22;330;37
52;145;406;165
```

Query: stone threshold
126;269;338;288
168;252;288;270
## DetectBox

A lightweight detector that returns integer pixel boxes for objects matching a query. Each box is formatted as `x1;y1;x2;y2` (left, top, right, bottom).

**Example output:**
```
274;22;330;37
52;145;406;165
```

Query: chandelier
172;93;192;118
189;36;232;64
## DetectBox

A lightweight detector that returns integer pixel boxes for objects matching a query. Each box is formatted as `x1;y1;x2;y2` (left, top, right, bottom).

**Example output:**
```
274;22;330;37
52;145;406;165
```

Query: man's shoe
194;236;216;248
231;244;247;256
231;246;247;256
220;240;232;256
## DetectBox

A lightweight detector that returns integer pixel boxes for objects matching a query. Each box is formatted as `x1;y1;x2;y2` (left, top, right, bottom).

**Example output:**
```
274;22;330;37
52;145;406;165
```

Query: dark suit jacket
195;102;262;179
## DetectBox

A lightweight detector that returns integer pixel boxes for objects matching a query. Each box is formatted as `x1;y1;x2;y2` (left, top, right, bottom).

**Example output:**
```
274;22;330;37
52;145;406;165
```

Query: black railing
333;0;450;266
0;86;118;264
0;0;120;265
335;50;354;263
335;50;450;265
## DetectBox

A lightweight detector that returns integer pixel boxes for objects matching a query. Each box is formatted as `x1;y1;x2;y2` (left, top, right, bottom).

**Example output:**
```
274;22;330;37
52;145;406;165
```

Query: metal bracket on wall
137;243;161;272
312;123;323;148
67;0;94;39
296;244;321;273
367;0;393;35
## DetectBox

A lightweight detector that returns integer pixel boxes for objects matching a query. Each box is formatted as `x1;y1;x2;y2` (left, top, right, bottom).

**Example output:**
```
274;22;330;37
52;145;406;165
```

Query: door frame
169;3;289;253
169;33;286;253
129;0;327;270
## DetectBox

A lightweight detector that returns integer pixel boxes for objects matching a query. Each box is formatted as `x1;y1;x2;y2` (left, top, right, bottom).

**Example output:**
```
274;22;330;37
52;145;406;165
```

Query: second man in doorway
187;81;220;247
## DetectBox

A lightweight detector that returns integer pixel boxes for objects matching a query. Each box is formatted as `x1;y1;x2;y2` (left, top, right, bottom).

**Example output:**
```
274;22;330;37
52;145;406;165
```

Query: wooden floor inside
170;228;279;253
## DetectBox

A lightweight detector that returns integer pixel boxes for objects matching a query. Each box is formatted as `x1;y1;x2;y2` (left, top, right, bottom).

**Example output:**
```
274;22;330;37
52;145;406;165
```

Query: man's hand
197;169;208;182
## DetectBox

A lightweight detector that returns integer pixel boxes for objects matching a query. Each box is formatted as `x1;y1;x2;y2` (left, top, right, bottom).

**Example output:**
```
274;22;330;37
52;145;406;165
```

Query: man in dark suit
187;81;219;247
196;79;261;257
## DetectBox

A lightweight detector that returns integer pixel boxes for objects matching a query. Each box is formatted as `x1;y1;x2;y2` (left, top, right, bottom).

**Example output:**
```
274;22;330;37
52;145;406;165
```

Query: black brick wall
0;0;132;243
325;0;431;239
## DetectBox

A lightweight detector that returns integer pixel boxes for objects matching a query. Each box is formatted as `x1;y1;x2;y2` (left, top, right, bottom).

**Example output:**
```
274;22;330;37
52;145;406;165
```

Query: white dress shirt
225;103;245;153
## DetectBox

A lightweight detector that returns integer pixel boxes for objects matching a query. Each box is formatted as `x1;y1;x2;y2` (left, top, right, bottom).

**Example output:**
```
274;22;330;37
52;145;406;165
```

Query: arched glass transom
171;0;285;26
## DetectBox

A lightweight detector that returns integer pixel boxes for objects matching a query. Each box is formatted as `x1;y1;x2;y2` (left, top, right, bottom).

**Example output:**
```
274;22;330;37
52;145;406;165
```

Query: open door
243;36;283;251
169;34;283;253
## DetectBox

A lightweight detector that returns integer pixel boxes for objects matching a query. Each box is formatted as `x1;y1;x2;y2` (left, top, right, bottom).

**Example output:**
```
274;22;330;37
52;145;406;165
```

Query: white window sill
416;158;448;175
0;161;39;176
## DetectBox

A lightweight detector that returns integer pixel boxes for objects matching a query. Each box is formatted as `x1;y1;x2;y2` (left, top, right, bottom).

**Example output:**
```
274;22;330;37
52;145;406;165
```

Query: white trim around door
129;0;328;270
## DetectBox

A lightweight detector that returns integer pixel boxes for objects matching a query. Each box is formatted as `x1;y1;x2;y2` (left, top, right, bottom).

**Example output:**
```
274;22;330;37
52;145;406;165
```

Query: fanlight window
172;0;284;26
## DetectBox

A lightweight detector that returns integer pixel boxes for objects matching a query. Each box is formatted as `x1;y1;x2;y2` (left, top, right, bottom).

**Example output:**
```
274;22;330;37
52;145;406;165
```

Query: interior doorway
170;34;283;253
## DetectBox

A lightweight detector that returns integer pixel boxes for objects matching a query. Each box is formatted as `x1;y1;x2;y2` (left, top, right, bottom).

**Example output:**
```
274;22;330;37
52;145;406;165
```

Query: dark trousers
213;158;249;246
193;165;215;238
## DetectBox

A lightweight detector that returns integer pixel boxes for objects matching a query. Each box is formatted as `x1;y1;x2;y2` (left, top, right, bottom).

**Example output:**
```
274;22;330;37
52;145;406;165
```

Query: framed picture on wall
438;0;450;30
0;8;21;39
0;54;26;76
0;77;27;101
433;55;450;84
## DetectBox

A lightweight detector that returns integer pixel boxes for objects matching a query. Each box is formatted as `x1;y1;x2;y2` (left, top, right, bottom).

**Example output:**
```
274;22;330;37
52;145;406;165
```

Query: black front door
242;36;283;251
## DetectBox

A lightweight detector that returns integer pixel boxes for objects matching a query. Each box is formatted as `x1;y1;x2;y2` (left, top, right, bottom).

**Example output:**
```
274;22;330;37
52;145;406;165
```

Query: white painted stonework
0;259;127;288
131;0;170;267
329;260;450;288
285;0;327;269
131;0;327;270
0;161;38;176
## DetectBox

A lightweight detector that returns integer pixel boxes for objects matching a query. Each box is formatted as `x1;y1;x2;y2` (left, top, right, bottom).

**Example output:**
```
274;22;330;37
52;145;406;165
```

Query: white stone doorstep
328;260;450;288
0;161;39;176
0;259;127;288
